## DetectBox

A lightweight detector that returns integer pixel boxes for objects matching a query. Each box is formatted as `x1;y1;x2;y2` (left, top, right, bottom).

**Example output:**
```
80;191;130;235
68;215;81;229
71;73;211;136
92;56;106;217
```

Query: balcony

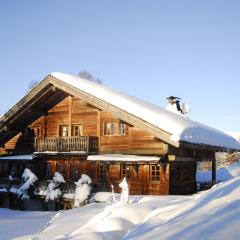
34;136;98;154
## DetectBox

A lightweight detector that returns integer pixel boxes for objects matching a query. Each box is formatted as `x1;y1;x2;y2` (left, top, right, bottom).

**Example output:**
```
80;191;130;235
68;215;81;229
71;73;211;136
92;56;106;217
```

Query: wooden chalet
0;72;240;196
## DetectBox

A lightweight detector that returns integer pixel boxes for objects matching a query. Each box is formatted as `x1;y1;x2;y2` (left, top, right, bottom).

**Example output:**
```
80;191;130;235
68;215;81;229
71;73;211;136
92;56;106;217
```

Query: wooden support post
212;158;216;185
44;115;47;138
68;97;73;137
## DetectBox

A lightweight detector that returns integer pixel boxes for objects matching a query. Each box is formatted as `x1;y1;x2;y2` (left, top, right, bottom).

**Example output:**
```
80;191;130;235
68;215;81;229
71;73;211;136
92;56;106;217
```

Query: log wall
25;96;168;155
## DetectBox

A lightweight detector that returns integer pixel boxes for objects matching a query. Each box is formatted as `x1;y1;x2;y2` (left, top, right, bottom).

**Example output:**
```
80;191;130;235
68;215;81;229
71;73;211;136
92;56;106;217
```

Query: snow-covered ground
1;163;240;240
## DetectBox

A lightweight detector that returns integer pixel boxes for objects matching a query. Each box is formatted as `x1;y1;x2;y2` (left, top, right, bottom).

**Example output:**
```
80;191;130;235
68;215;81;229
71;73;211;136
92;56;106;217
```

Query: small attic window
103;122;127;136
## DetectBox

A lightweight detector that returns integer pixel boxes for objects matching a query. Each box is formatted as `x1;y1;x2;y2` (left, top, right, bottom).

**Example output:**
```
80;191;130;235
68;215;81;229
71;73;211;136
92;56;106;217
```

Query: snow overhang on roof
1;72;240;152
50;72;240;151
87;154;161;162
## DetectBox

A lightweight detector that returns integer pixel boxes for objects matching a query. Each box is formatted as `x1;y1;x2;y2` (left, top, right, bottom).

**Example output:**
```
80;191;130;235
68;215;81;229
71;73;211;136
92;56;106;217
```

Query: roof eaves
49;75;180;148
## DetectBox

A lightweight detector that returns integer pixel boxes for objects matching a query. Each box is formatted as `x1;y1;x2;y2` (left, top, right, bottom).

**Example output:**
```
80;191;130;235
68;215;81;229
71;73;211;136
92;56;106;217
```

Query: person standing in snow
119;177;129;204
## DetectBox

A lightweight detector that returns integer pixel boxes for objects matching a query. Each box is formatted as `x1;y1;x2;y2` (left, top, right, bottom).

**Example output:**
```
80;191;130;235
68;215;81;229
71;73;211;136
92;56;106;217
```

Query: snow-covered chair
74;174;92;207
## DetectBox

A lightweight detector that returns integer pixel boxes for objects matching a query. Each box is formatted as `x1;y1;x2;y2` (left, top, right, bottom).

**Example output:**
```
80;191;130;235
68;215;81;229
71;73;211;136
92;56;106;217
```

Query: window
99;163;106;180
103;122;128;136
46;163;53;179
119;123;126;135
103;123;115;135
57;162;67;179
72;125;83;136
59;125;69;137
70;163;80;180
0;162;9;178
150;165;160;181
121;164;130;179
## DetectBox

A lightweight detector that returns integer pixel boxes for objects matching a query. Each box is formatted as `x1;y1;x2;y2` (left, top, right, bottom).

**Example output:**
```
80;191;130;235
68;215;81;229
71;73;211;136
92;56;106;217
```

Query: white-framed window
150;165;160;182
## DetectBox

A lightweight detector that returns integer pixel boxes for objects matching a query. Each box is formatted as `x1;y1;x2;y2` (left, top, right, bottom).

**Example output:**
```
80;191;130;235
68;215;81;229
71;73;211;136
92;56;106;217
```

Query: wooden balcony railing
34;136;98;153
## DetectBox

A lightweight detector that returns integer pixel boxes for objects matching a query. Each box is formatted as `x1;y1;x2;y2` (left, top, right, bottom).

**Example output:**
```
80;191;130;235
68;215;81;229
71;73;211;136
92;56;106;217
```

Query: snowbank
197;162;240;182
228;162;240;177
1;164;240;240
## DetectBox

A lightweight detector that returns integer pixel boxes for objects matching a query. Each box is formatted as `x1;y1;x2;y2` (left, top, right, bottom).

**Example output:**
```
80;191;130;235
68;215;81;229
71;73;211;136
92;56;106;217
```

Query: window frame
118;122;126;135
121;164;130;180
103;122;128;136
71;124;83;137
56;162;67;179
70;162;80;180
103;122;115;136
150;164;161;182
59;125;69;137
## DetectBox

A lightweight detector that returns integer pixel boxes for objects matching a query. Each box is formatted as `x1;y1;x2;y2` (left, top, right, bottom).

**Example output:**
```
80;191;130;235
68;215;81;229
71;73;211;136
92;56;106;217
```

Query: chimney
166;96;183;114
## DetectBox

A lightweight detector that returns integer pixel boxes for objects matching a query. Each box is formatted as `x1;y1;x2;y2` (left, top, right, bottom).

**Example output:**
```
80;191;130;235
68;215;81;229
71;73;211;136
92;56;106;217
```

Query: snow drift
1;163;240;240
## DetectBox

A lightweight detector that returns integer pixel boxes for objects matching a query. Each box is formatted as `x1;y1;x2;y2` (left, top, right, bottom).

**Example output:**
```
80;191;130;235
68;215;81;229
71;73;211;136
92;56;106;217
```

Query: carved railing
34;136;98;153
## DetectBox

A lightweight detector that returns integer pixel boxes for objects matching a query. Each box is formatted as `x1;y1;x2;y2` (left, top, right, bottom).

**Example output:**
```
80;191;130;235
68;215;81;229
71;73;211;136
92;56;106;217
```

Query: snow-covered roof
88;154;160;162
0;154;34;160
51;72;240;151
226;132;240;142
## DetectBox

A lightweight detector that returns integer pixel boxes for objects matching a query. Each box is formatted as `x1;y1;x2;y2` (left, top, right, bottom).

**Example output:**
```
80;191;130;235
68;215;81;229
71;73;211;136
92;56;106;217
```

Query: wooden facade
0;74;226;197
0;95;199;195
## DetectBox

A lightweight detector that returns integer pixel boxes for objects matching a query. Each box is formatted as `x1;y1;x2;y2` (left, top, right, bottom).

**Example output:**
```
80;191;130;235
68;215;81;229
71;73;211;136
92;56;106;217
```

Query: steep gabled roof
0;72;240;152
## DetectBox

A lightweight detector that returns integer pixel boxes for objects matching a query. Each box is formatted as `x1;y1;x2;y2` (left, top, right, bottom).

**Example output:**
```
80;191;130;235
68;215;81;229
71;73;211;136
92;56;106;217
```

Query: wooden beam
212;158;216;185
180;141;237;153
0;82;53;132
1;76;51;123
97;110;101;150
28;107;48;115
68;96;73;136
99;148;168;156
50;76;179;147
128;126;133;150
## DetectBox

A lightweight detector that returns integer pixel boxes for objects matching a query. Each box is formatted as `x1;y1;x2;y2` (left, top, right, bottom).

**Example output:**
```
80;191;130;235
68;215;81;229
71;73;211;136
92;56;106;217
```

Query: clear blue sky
0;0;240;132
